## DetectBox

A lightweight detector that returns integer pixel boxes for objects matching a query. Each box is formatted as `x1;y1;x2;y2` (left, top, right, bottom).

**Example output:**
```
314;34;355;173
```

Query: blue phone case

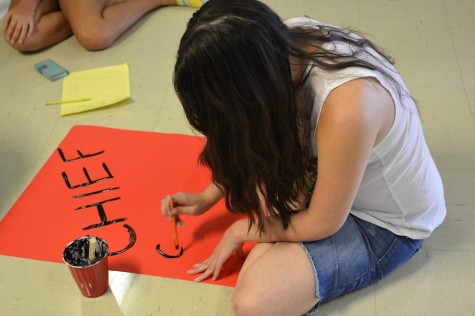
35;59;69;81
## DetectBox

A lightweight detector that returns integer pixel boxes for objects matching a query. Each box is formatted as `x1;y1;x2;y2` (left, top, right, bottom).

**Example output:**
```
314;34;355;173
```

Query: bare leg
4;0;72;52
59;0;177;51
237;242;274;277
233;242;318;316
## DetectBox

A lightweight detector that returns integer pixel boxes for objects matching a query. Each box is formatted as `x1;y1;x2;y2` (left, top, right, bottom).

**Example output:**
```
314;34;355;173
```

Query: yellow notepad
60;63;131;116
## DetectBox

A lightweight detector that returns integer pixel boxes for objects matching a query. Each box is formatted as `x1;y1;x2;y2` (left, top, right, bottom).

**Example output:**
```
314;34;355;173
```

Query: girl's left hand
187;222;245;282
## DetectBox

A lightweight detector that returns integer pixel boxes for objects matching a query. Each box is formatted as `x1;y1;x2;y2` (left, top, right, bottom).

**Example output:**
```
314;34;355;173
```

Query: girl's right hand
161;192;213;226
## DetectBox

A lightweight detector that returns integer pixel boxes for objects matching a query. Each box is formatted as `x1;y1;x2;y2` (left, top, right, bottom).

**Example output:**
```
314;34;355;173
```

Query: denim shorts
301;214;423;314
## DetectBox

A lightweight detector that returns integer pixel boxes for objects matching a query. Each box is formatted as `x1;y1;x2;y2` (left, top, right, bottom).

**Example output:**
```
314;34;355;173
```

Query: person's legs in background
59;0;206;51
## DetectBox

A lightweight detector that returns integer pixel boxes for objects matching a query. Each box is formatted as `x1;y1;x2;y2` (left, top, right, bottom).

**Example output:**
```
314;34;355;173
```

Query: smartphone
34;59;69;81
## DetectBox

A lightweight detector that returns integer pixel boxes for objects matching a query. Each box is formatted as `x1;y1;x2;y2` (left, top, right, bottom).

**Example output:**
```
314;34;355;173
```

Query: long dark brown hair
173;0;404;232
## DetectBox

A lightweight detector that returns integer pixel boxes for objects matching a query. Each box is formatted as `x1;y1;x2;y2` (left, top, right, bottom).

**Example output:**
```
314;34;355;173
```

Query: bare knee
232;242;318;316
4;33;44;53
232;288;270;316
74;28;115;51
233;288;317;316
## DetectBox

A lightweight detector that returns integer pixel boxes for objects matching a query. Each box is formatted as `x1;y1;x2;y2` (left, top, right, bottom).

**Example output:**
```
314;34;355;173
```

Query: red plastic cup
62;236;110;298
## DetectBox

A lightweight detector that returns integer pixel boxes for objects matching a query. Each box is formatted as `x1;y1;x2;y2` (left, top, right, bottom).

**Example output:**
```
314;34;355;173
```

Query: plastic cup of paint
62;236;109;298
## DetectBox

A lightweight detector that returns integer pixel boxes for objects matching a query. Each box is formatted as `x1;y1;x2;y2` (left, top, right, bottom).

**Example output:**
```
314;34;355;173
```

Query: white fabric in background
0;0;10;20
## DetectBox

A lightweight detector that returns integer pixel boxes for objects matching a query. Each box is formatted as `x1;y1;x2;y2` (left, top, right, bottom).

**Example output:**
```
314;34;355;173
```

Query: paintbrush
169;199;179;250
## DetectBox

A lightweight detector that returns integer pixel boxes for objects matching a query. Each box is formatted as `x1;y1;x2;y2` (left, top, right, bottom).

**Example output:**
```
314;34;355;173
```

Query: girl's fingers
18;24;28;44
187;262;208;274
175;214;184;227
27;21;34;38
187;257;223;282
187;257;212;273
194;271;212;282
212;263;223;281
4;14;11;30
11;26;21;44
6;20;16;42
161;198;168;217
161;195;173;217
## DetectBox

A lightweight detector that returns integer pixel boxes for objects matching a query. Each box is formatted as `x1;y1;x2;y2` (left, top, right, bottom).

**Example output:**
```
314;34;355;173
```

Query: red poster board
0;125;249;286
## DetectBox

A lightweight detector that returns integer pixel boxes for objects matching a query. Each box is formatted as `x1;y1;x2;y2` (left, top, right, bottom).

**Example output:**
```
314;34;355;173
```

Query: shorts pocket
378;236;422;277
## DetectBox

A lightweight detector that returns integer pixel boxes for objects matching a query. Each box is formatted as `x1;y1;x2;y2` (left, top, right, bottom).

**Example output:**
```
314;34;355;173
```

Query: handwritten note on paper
60;63;131;116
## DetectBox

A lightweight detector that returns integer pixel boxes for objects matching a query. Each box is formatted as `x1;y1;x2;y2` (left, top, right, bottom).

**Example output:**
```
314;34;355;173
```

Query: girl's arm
190;77;395;281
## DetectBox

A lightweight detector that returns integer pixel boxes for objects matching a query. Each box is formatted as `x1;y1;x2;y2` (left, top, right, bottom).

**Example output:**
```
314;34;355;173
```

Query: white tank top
287;17;446;239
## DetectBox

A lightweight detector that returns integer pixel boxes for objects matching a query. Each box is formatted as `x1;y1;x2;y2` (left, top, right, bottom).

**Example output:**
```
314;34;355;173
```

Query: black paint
156;244;184;258
73;187;120;198
62;162;114;189
58;148;105;162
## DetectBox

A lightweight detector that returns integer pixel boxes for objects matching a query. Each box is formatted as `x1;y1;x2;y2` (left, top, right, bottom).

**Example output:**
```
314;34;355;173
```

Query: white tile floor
1;0;474;315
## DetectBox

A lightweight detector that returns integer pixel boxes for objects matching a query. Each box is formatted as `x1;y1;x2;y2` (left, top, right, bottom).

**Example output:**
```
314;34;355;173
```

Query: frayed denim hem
299;242;322;315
